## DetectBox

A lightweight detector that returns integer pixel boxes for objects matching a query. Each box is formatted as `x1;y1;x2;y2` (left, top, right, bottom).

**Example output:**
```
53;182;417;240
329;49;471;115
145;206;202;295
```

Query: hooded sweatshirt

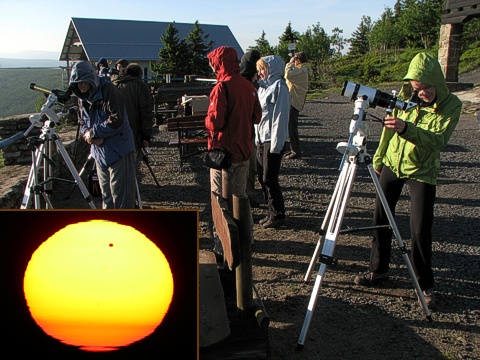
256;55;290;154
70;61;135;170
373;53;462;185
205;46;262;163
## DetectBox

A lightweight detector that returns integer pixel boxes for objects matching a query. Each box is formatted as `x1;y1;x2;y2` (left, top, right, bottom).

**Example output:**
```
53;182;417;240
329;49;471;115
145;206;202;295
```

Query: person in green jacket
354;53;462;309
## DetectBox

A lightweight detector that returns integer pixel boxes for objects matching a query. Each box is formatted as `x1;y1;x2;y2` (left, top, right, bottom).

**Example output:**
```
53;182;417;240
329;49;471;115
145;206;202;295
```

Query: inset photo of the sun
1;210;198;358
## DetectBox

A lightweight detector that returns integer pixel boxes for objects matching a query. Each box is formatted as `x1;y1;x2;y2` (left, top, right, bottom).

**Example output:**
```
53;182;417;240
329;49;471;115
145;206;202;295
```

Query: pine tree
151;22;183;79
349;16;372;55
183;21;215;77
250;31;275;56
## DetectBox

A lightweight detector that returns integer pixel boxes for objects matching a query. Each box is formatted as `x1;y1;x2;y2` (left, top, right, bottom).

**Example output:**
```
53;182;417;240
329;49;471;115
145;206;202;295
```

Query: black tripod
296;96;432;350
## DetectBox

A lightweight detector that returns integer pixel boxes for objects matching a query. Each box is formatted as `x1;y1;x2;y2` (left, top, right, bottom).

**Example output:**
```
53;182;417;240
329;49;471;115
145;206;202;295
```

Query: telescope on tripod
296;81;431;350
0;83;96;209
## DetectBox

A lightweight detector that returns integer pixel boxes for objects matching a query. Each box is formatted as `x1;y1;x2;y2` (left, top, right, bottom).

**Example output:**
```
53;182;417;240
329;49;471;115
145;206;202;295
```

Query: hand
383;115;406;133
83;129;93;144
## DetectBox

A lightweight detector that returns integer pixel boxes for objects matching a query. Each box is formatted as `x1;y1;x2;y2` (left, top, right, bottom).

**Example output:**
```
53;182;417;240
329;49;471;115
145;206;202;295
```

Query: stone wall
0;114;90;178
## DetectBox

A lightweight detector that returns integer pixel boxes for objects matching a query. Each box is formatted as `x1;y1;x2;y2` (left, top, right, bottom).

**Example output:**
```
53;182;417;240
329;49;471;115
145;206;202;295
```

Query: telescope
30;82;74;104
342;81;418;112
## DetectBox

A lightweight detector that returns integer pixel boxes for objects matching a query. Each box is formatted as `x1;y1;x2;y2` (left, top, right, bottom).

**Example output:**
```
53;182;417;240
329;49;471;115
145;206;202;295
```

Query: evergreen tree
183;20;215;77
278;22;301;60
395;0;443;49
151;22;183;78
297;23;333;86
349;16;372;55
330;27;346;57
250;31;275;56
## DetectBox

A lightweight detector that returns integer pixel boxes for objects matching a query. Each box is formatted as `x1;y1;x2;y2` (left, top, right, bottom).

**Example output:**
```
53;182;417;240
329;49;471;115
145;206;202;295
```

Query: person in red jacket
205;46;262;199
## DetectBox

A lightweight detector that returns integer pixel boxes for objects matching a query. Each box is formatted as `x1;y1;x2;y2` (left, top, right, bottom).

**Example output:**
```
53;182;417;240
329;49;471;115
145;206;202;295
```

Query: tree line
151;0;480;89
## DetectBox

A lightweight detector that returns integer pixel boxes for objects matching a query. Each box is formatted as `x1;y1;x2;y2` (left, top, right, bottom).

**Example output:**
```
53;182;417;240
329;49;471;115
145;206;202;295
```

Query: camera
342;81;418;112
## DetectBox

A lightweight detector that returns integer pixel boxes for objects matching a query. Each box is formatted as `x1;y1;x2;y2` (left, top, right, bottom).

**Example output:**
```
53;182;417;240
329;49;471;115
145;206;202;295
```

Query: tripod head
336;95;371;170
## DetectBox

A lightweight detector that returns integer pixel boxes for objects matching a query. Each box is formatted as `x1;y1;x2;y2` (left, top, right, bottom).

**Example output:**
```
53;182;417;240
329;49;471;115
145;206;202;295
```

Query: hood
207;46;240;81
241;50;261;63
401;52;450;106
97;57;108;70
70;61;99;98
259;55;285;87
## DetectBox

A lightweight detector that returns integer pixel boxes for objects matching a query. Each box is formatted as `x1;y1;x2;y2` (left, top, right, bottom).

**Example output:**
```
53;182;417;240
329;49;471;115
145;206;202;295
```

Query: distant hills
0;51;66;68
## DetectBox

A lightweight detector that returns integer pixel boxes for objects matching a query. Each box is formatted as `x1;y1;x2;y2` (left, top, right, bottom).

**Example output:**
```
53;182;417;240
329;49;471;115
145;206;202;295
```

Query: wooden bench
166;114;209;168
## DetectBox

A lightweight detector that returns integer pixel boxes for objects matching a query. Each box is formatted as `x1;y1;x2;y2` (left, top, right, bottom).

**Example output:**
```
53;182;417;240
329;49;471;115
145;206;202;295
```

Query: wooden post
233;195;253;315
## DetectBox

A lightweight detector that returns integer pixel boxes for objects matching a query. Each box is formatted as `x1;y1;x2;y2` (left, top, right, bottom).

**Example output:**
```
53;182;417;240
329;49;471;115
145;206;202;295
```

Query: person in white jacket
255;55;290;228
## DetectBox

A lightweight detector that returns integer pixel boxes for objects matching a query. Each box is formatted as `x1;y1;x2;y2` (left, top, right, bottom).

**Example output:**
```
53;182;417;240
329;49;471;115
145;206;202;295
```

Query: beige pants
210;160;249;198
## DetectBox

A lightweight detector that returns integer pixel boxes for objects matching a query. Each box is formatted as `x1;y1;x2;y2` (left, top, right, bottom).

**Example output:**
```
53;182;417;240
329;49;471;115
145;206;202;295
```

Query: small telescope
30;83;73;104
342;81;418;112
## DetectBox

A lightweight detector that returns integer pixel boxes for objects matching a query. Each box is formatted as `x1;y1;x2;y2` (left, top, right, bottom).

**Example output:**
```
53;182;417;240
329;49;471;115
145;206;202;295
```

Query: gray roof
60;17;244;62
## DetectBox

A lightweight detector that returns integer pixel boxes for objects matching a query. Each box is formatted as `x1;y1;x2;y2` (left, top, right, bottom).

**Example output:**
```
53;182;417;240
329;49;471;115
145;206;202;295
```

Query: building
60;17;243;81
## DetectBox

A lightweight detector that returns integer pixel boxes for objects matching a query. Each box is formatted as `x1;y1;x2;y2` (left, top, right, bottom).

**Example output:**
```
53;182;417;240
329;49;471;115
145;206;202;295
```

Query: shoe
249;197;261;208
259;216;271;225
354;272;389;286
285;152;301;159
262;217;285;229
419;289;436;309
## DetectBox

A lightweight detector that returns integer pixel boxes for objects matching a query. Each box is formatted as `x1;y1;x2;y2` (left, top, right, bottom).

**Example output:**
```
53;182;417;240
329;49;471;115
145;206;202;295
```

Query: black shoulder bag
204;82;233;170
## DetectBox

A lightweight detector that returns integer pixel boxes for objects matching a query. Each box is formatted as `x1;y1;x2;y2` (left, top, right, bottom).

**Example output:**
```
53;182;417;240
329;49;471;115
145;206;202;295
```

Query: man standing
284;51;311;159
70;61;137;209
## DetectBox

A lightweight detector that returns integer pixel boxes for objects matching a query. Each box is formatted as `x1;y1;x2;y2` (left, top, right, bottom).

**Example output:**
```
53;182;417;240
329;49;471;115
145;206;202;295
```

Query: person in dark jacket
240;49;262;208
96;57;110;77
113;63;153;150
70;60;136;209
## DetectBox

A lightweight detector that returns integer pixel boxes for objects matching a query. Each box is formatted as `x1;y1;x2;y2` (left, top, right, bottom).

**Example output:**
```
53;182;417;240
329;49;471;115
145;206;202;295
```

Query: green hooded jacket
373;53;462;185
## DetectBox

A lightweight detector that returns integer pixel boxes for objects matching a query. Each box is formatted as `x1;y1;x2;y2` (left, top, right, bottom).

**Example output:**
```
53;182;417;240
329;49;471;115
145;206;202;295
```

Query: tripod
20;87;96;209
296;96;432;350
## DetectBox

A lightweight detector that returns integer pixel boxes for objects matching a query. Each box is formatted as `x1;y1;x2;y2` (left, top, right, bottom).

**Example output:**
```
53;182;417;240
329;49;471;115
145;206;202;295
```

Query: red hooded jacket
205;46;262;163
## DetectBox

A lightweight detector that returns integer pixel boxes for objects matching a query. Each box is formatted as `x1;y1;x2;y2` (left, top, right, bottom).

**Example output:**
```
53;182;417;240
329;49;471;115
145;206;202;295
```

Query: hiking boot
262;217;286;229
259;216;271;225
285;152;301;159
418;289;436;309
354;272;389;286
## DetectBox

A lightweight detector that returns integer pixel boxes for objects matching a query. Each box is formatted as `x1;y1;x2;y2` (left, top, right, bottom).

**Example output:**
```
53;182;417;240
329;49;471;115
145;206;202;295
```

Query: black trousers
256;142;285;219
369;166;436;291
288;106;301;156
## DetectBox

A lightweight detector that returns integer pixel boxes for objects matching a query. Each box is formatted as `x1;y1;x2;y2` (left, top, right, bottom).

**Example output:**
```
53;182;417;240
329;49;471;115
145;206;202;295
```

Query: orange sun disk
23;220;174;352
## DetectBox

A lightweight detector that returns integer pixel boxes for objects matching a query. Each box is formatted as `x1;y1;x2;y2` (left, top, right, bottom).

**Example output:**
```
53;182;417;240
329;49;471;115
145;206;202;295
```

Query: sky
0;0;398;59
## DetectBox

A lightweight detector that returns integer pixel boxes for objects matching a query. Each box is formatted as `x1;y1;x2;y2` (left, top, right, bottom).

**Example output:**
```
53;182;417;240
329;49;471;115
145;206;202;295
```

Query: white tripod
296;95;432;350
20;85;96;209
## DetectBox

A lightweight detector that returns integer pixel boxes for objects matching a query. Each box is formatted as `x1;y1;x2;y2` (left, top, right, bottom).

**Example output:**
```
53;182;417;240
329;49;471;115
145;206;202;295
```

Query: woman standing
255;55;290;228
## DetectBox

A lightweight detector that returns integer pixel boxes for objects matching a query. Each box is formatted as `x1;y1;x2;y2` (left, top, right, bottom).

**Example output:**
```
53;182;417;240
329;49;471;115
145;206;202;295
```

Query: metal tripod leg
21;142;55;209
366;161;432;321
135;177;143;209
53;138;96;209
297;154;432;350
65;154;94;199
304;161;351;282
297;159;358;350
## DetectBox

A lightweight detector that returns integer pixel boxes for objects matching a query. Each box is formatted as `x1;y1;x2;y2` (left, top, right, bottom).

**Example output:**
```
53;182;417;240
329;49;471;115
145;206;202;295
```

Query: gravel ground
132;85;479;359
1;82;479;359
